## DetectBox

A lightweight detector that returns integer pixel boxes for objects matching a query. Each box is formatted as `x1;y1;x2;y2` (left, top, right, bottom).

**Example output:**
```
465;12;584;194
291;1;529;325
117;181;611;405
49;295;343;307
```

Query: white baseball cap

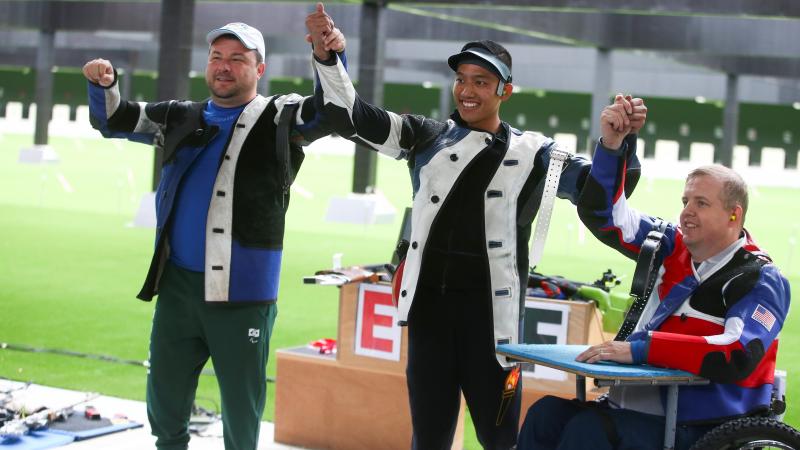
206;22;266;62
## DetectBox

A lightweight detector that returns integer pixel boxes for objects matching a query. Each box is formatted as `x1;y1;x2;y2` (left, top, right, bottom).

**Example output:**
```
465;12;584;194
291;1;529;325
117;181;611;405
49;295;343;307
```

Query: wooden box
274;282;465;450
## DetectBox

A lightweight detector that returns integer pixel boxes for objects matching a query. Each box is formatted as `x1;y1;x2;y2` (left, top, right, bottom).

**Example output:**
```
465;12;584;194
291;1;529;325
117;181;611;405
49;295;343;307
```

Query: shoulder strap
276;101;301;204
527;146;571;268
614;219;667;341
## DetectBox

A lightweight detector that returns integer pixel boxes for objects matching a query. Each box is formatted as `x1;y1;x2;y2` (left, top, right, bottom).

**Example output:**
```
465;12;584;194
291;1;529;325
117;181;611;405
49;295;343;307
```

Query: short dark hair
462;40;512;71
448;40;513;85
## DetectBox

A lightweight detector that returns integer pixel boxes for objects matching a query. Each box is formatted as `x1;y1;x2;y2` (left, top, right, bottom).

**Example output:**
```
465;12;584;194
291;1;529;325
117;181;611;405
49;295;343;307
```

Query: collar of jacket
449;110;509;144
163;100;213;163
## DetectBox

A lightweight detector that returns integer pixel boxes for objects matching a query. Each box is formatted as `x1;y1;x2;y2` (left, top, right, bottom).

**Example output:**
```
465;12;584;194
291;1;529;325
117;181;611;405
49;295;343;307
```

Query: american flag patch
751;304;776;332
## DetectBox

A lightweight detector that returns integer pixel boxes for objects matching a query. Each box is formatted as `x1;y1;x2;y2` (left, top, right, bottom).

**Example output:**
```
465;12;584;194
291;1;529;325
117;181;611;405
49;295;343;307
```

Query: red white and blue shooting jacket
578;144;791;423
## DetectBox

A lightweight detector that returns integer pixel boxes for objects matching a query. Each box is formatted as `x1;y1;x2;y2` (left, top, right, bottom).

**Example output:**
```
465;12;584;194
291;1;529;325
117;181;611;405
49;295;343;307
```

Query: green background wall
1;65;798;167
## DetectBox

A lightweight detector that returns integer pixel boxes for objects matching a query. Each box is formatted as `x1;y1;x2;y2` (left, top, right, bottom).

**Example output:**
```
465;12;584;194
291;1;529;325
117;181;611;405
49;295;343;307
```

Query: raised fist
82;59;115;87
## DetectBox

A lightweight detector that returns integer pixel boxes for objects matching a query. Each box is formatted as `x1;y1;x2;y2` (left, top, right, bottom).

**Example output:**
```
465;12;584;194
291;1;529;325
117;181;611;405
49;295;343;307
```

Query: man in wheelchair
518;95;793;450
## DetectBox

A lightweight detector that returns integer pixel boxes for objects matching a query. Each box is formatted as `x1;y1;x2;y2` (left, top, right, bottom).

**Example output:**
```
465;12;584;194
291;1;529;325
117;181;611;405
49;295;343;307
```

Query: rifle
0;392;99;439
0;382;31;406
528;269;633;334
528;268;621;298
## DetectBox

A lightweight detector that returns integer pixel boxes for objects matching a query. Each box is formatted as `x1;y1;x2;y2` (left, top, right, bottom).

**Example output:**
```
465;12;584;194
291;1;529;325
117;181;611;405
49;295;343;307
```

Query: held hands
305;2;346;60
627;95;647;135
82;59;115;87
575;340;633;364
600;94;647;150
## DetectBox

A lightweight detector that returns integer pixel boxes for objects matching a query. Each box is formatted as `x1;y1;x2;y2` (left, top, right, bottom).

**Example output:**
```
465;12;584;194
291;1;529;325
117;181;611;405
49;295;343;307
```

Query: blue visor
448;47;512;83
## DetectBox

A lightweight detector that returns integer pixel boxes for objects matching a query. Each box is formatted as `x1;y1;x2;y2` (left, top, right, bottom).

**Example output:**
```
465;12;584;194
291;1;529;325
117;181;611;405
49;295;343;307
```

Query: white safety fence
1;101;95;138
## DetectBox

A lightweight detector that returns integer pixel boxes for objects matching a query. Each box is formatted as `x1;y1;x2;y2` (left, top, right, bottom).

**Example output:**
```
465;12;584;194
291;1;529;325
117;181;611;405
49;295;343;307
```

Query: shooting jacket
578;146;791;423
313;53;640;367
88;76;326;304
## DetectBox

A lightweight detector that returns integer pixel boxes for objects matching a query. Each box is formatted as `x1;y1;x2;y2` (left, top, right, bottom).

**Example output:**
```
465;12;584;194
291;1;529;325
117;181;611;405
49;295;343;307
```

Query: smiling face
205;36;265;107
452;63;510;133
680;174;742;262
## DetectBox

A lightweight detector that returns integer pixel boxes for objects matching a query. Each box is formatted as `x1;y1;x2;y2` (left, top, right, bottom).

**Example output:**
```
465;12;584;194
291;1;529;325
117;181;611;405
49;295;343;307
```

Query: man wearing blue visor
308;8;646;448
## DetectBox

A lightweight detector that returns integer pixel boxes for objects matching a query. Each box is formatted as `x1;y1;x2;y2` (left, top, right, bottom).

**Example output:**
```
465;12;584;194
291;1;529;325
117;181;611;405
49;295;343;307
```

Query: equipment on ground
188;401;221;437
0;393;98;440
84;405;100;420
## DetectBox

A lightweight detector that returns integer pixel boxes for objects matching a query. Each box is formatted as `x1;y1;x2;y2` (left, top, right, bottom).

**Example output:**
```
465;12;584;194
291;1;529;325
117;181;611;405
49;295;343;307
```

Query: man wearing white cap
83;18;344;450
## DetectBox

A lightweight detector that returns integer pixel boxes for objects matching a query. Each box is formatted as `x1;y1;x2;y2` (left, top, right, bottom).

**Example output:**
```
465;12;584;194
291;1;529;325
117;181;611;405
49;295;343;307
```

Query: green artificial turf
1;131;799;449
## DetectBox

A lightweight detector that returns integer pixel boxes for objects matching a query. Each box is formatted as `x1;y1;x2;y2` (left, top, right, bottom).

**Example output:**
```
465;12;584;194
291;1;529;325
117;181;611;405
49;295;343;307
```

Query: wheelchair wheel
689;417;800;450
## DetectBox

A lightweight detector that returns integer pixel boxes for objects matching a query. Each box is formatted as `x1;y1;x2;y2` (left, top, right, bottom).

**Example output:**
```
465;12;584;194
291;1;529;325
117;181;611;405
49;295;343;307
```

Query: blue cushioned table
497;344;709;450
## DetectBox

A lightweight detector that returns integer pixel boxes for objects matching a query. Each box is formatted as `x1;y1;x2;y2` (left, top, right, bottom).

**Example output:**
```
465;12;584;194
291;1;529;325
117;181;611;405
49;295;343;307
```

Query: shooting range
1;1;799;449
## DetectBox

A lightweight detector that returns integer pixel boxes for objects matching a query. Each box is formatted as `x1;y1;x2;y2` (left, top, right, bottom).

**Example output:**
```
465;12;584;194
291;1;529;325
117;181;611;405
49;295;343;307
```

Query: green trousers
146;262;277;450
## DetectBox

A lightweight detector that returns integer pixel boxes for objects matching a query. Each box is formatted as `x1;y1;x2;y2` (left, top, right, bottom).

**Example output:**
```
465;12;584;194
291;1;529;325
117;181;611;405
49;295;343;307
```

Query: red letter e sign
355;283;401;361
